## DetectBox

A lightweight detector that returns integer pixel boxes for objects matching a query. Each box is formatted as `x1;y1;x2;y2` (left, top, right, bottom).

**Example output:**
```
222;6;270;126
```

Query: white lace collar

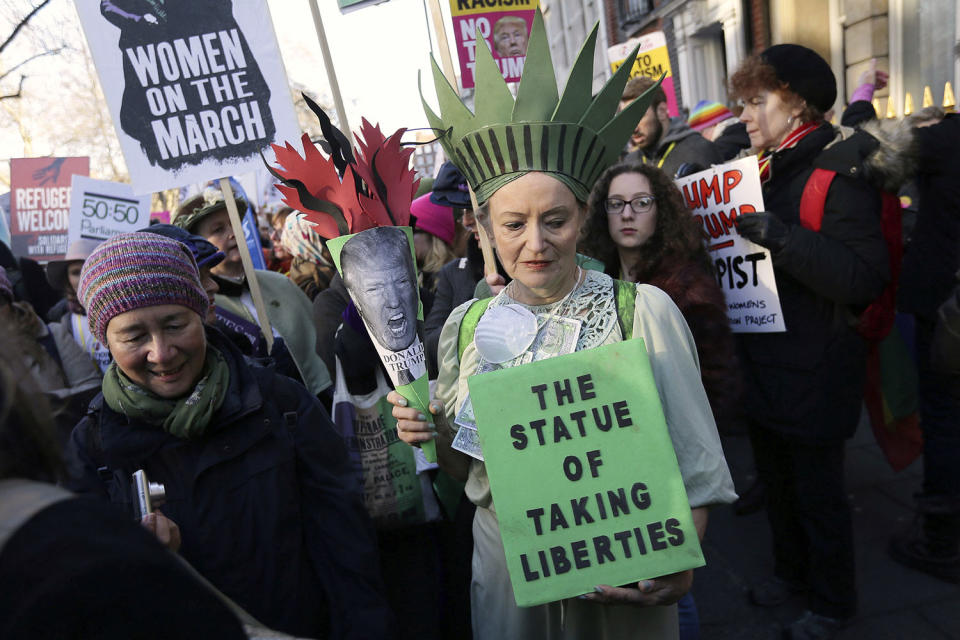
491;269;619;352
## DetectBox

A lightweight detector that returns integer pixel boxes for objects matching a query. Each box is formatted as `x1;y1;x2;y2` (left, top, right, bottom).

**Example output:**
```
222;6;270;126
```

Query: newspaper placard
607;32;678;117
74;0;300;194
675;157;786;332
67;176;151;246
448;0;539;89
9;157;90;261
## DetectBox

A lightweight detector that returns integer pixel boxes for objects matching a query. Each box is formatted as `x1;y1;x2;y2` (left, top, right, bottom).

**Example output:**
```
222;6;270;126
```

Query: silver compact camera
131;469;166;520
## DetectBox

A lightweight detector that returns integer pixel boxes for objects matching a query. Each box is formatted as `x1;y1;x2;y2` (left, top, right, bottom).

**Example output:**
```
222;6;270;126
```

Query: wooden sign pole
426;0;459;90
468;187;498;277
308;0;352;135
219;177;274;352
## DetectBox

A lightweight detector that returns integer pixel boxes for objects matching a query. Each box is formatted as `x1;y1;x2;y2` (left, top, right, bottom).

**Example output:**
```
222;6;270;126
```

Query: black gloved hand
735;211;790;253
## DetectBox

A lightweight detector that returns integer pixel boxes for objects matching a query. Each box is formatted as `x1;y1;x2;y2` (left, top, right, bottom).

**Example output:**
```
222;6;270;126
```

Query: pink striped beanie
78;233;208;344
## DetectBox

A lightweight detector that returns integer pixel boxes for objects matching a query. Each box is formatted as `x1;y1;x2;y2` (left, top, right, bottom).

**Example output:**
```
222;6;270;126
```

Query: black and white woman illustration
100;0;275;170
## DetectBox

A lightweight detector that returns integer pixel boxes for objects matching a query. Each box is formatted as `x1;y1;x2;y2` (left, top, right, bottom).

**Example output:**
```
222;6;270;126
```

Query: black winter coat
897;113;960;317
424;256;480;374
624;117;723;178
737;124;890;440
0;496;247;640
64;328;391;639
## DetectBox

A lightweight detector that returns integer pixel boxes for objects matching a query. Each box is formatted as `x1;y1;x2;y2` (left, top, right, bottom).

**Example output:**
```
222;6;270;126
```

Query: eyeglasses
604;195;656;215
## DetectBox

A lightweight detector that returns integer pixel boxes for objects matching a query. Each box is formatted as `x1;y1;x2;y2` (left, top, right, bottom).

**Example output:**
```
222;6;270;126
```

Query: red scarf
757;122;820;183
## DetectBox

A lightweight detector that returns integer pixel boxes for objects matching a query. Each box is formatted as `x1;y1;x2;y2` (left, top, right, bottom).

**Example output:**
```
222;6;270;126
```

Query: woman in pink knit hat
411;192;457;312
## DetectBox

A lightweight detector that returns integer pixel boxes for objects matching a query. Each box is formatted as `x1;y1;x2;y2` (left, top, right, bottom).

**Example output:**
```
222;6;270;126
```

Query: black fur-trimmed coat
737;123;891;441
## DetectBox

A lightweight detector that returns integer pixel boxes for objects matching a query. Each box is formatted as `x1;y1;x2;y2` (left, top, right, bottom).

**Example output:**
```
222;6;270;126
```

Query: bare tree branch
0;46;64;83
0;0;53;55
0;76;26;101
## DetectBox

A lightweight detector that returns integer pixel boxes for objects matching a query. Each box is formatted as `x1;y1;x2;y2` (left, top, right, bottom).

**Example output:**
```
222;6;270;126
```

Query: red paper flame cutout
268;119;419;239
353;118;419;228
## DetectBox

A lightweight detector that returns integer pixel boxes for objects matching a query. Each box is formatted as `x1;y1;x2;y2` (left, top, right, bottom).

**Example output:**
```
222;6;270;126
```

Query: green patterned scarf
102;346;229;439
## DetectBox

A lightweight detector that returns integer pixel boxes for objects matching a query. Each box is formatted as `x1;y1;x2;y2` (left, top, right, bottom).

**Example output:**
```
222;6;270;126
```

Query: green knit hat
173;188;248;232
421;9;663;205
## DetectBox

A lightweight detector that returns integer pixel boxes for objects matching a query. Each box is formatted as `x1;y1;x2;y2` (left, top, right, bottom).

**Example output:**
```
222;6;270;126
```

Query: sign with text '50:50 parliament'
67;177;151;247
468;338;704;607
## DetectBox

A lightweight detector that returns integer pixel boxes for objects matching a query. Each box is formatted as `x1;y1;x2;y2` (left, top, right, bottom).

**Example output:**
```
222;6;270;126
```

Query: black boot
889;494;960;584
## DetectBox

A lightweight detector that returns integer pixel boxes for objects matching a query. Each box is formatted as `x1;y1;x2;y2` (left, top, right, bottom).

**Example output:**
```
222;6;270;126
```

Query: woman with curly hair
582;163;740;428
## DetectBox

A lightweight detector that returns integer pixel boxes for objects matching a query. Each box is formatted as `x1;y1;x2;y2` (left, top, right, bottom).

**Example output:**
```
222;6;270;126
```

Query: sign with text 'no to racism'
449;0;539;89
74;0;300;195
468;339;704;607
675;157;786;333
607;32;678;118
9;157;90;261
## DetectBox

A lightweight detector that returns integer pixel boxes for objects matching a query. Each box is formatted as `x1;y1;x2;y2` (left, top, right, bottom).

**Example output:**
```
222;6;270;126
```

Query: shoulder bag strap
614;279;637;340
799;168;837;232
458;297;493;361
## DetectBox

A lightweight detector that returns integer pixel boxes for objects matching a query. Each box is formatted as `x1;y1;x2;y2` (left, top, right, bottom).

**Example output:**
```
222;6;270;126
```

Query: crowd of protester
0;34;957;640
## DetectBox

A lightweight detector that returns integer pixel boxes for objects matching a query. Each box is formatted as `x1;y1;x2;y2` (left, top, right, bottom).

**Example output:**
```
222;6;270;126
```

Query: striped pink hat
78;233;208;344
687;100;735;132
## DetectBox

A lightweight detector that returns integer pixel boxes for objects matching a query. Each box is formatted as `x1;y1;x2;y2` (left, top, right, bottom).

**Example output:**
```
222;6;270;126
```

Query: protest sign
0;194;10;248
150;211;171;224
74;1;300;195
448;0;539;89
331;367;426;529
607;32;678;117
9;157;89;261
675;157;786;332
67;176;151;246
468;339;704;607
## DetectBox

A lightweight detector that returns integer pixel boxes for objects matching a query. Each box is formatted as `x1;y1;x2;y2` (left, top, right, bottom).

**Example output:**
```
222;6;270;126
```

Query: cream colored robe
435;278;737;640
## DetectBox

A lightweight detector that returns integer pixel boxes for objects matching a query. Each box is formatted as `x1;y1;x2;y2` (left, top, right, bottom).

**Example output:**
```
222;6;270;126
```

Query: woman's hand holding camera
141;511;181;552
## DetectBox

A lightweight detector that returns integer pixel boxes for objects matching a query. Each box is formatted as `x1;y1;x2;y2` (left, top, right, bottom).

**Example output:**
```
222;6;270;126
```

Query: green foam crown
421;9;663;204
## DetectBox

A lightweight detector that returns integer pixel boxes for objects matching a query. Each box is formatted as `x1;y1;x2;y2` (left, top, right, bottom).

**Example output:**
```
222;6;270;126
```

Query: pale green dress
435;270;737;640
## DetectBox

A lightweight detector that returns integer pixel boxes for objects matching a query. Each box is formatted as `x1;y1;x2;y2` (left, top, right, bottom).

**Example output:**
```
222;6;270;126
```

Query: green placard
468;338;704;607
327;227;436;463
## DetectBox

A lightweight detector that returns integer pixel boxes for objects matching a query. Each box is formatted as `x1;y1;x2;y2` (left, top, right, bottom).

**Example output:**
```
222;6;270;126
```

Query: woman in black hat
728;45;892;639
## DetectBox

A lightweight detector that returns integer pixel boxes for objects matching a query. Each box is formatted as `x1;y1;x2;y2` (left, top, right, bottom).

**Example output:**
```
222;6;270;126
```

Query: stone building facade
546;0;960;118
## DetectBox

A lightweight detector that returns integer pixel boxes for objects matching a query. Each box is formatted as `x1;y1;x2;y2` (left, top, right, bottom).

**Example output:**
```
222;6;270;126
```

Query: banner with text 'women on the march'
75;1;300;195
